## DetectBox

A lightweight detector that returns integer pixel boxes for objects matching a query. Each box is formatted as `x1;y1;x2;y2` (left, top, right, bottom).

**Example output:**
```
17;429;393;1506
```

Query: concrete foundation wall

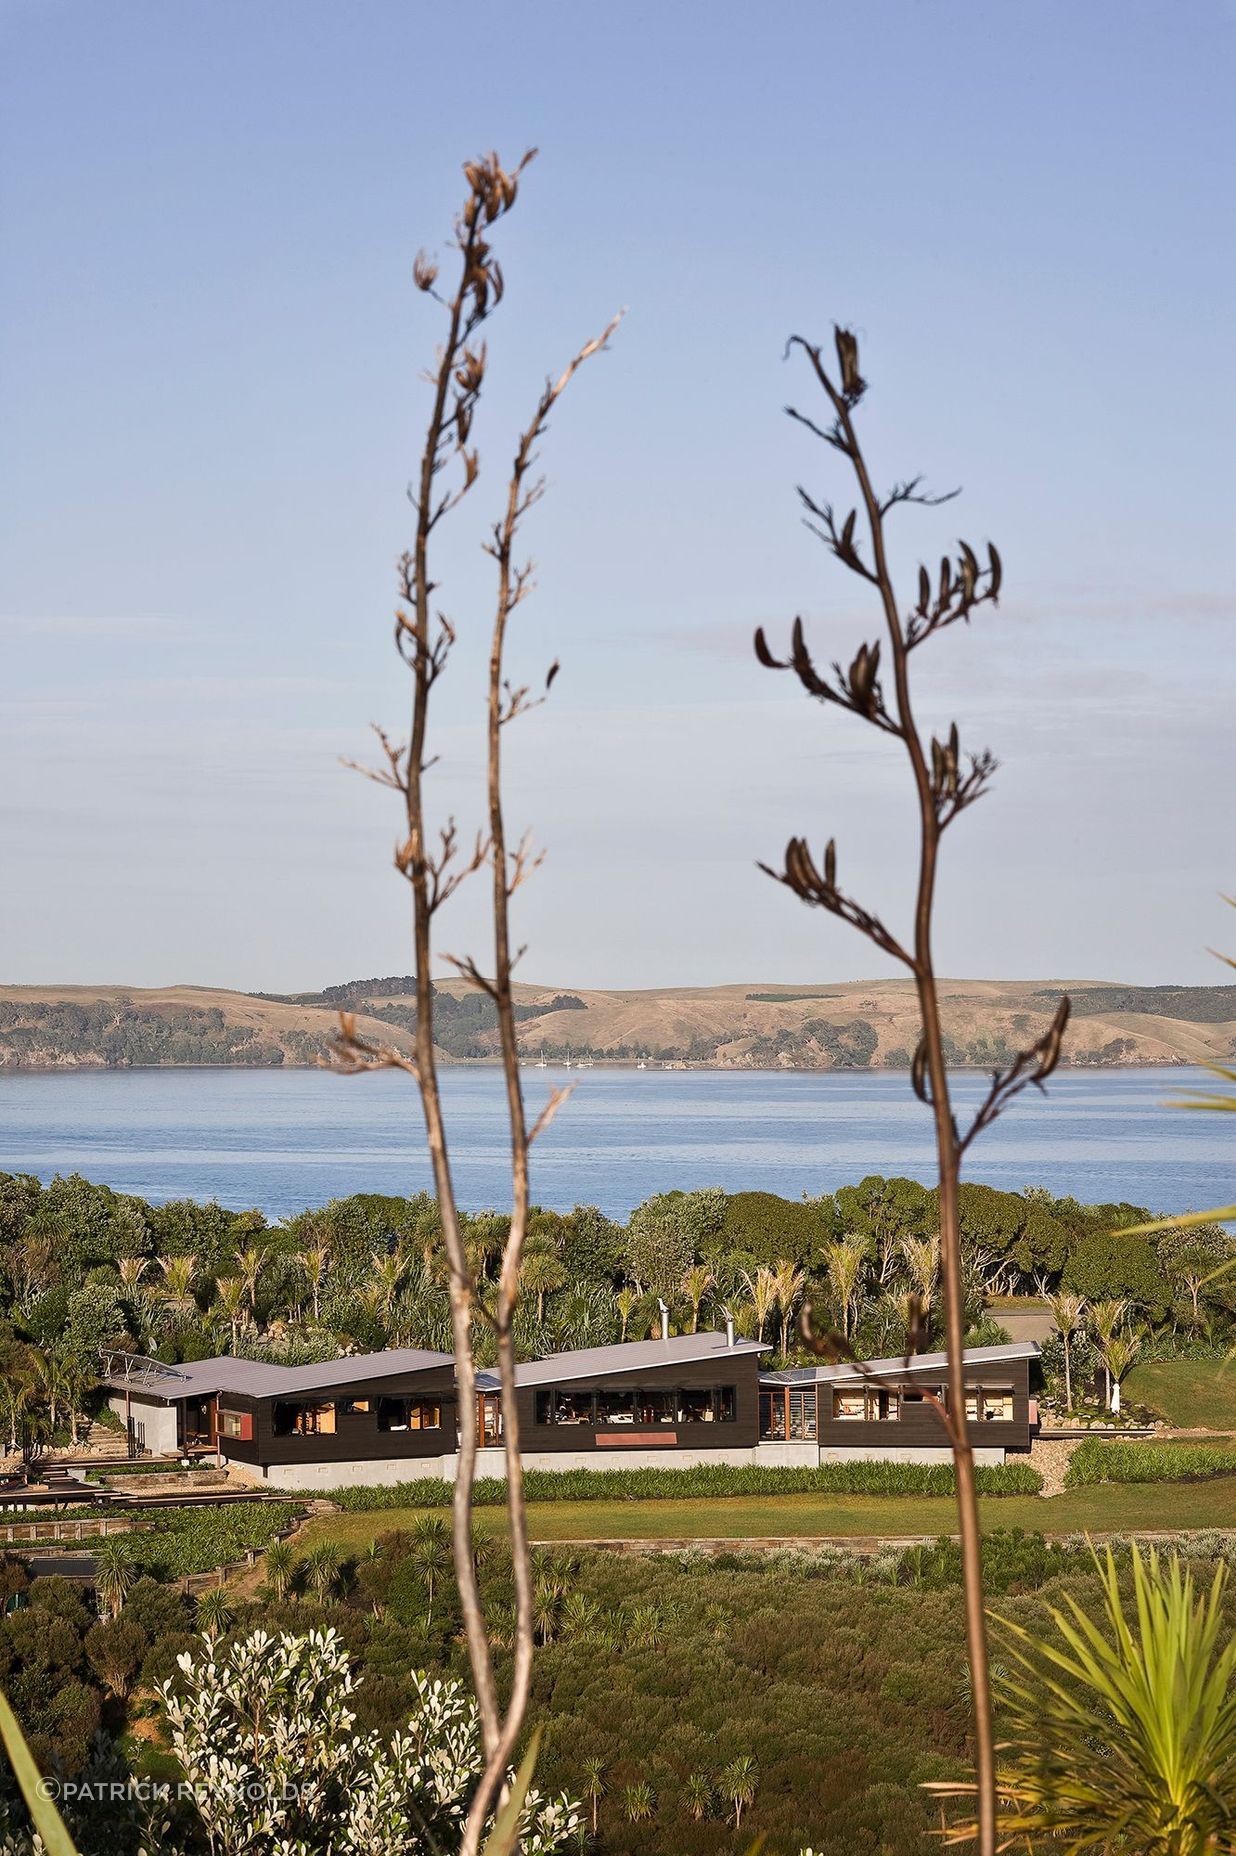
816;1444;1005;1466
107;1394;179;1456
259;1454;456;1492
250;1438;1005;1490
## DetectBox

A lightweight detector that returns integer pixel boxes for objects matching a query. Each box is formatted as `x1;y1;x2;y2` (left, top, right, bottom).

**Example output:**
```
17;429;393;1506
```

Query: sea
0;1064;1230;1223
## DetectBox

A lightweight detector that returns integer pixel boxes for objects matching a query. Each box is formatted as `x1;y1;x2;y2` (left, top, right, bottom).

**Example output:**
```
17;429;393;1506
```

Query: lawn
1124;1357;1236;1430
300;1476;1236;1554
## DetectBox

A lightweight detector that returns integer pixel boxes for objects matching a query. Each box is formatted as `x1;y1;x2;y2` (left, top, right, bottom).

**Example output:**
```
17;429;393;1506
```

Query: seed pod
987;542;1003;600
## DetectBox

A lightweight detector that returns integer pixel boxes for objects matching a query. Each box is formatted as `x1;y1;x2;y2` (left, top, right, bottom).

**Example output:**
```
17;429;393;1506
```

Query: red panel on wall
595;1431;679;1446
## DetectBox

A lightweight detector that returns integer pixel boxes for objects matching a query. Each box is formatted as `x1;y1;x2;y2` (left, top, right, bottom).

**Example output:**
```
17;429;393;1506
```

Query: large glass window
552;1389;595;1425
273;1401;337;1437
376;1397;440;1432
717;1386;737;1424
678;1388;713;1424
965;1387;1014;1423
638;1389;676;1425
338;1397;370;1416
759;1391;785;1440
597;1388;636;1425
831;1386;899;1422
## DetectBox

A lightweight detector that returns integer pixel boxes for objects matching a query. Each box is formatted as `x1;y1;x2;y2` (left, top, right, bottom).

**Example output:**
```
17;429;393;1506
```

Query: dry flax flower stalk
331;149;619;1854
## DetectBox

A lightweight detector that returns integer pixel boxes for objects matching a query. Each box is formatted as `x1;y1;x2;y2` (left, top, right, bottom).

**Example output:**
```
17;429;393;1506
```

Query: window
678;1388;714;1423
717;1386;737;1424
376;1397;441;1432
477;1393;502;1443
534;1388;594;1426
831;1386;899;1422
597;1388;636;1424
759;1391;785;1440
900;1385;943;1408
638;1389;675;1425
965;1387;1014;1423
338;1397;370;1416
272;1401;336;1437
219;1408;252;1441
787;1389;815;1438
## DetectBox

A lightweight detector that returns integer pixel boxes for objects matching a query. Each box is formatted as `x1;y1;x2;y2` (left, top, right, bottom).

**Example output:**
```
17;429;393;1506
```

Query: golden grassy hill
1;976;1233;1070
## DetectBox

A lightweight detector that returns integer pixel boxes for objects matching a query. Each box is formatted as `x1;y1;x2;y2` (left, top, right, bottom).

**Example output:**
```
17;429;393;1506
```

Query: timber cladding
515;1350;762;1453
812;1354;1033;1451
217;1363;458;1468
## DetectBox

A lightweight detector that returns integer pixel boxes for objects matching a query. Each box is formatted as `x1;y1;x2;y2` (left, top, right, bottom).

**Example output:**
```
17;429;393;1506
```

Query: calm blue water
0;1065;1229;1222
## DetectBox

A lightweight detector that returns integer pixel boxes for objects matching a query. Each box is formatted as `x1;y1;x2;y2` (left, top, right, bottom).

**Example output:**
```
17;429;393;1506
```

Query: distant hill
1;976;1234;1071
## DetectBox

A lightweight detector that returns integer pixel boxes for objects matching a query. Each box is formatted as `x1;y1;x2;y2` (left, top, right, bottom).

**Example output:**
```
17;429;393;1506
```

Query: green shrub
330;1458;1041;1511
1064;1439;1236;1488
105;1502;292;1579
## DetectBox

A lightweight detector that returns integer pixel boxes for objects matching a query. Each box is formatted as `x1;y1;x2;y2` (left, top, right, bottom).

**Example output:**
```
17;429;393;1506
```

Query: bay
0;1065;1230;1222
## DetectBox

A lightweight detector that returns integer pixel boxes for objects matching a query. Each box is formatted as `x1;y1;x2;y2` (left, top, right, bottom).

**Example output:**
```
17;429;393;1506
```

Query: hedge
1065;1438;1236;1488
329;1458;1042;1510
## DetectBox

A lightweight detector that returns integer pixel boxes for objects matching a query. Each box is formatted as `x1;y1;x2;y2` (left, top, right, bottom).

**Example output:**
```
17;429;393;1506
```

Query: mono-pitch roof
500;1331;768;1389
100;1346;456;1403
760;1340;1040;1387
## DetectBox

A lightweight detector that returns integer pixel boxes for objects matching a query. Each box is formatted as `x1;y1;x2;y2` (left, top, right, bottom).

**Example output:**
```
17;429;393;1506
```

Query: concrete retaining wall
252;1438;1004;1489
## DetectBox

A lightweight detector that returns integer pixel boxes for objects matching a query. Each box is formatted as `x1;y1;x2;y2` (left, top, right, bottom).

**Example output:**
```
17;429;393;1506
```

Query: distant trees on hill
0;1000;285;1069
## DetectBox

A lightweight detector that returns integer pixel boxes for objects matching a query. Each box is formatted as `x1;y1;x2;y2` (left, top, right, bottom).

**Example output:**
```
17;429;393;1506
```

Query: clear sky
3;0;1234;993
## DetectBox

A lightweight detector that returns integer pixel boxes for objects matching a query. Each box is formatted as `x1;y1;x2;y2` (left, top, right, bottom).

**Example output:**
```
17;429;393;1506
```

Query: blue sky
3;0;1234;991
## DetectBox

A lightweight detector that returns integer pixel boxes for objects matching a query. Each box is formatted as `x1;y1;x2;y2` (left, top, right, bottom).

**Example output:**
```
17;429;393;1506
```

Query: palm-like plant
824;1236;868;1342
235;1245;265;1324
685;1772;712;1821
580;1756;606;1835
213;1277;247;1352
413;1515;451;1630
1045;1291;1087;1411
719;1753;757;1829
622;1782;655;1824
742;1265;779;1344
195;1586;234;1640
933;1544;1236;1854
772;1257;807;1356
1089;1298;1129;1408
298;1243;331;1323
682;1264;715;1334
614;1287;638;1342
303;1541;341;1603
521;1249;568;1324
94;1536;135;1619
263;1539;295;1601
1100;1326;1142;1415
901;1234;940;1316
159;1254;198;1322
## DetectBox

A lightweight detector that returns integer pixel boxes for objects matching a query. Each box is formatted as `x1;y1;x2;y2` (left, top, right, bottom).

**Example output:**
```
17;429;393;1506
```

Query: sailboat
535;1049;547;1069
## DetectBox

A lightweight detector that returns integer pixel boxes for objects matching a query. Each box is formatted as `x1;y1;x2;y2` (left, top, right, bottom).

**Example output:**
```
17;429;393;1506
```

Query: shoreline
0;1055;1200;1079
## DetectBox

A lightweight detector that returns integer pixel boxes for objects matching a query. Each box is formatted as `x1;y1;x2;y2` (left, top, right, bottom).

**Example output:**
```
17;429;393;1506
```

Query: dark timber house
102;1336;1038;1489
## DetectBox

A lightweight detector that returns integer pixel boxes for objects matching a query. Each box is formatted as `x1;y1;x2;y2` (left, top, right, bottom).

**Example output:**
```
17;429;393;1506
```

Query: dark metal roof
760;1340;1040;1387
100;1347;456;1402
507;1331;768;1389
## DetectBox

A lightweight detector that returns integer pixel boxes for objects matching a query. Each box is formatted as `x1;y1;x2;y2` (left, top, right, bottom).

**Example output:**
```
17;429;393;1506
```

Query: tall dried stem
757;325;1069;1856
333;151;617;1854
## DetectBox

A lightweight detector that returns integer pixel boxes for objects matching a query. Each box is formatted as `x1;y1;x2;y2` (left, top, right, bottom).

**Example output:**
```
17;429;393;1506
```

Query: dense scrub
8;1529;1236;1856
330;1458;1042;1512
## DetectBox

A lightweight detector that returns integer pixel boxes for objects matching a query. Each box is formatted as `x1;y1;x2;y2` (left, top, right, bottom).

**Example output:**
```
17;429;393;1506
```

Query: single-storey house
101;1335;1038;1489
